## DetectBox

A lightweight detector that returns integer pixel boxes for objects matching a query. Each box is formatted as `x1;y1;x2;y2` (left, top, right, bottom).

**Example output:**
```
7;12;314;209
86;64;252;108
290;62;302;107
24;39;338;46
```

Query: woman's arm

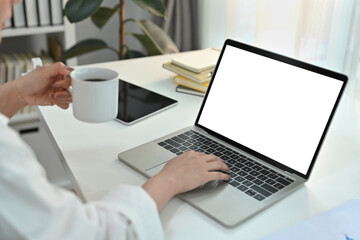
0;62;72;118
0;80;27;118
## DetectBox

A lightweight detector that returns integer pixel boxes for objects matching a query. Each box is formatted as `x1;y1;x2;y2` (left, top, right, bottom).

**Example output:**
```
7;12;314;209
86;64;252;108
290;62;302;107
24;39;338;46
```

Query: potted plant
60;0;179;61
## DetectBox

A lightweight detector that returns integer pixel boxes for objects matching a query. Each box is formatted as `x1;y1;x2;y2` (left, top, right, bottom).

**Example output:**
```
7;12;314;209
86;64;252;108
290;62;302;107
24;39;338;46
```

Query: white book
37;0;51;26
13;53;26;77
49;0;63;25
24;0;39;27
13;2;26;28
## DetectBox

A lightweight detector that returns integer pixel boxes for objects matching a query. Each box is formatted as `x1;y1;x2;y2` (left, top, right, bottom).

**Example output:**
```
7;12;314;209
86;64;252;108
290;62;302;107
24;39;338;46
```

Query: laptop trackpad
119;142;174;173
146;162;167;177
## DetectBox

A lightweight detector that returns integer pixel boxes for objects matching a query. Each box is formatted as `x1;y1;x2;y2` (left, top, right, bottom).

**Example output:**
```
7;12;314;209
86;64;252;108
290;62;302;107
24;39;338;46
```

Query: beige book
40;51;54;65
1;54;15;83
19;52;33;72
171;48;220;73
163;62;213;83
13;53;26;78
174;75;209;93
0;56;6;85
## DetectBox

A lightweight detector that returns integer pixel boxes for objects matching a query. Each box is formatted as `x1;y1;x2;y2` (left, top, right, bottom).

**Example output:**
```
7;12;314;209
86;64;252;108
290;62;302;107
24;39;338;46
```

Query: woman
0;0;230;239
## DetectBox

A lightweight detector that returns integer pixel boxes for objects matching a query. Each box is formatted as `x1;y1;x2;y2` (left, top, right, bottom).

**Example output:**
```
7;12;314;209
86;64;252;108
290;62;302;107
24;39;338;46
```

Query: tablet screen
116;79;177;125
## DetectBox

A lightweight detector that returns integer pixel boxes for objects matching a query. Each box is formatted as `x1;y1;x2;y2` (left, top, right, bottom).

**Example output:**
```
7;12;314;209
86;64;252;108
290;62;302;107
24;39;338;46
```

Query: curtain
155;0;199;52
200;0;360;99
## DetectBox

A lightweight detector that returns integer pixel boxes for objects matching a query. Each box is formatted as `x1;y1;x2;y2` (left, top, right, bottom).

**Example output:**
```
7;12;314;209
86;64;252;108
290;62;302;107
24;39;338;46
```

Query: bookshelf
2;25;65;38
3;0;77;123
2;0;77;65
2;0;76;189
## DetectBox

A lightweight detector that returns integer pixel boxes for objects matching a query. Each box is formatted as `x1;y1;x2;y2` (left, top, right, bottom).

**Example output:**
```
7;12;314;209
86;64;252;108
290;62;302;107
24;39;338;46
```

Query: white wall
198;0;227;49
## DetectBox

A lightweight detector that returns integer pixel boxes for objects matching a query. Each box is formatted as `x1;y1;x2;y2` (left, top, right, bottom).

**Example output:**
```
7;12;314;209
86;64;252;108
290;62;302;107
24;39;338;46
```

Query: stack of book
8;0;63;29
163;48;220;97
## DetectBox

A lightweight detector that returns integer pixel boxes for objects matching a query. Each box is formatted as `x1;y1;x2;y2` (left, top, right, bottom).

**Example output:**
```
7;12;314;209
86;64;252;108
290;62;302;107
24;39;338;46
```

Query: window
199;0;360;99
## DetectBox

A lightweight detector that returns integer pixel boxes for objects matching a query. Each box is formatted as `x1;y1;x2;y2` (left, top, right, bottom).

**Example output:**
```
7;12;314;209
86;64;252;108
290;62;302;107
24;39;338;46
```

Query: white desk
39;53;360;239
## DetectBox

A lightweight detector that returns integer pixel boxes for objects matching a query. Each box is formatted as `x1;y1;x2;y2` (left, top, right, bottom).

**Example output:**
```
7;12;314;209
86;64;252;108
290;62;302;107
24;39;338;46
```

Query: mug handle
66;72;73;96
68;86;73;96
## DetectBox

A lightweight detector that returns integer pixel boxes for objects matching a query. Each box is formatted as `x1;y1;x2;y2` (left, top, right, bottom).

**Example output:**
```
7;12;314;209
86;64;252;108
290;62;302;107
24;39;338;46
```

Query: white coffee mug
70;67;119;123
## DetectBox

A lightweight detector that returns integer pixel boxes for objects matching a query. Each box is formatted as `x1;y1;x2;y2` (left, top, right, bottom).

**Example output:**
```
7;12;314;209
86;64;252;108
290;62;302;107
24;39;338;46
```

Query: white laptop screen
197;44;344;176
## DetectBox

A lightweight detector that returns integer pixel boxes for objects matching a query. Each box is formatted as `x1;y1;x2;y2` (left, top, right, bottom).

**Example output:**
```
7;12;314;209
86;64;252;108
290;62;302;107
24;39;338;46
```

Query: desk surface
39;52;360;239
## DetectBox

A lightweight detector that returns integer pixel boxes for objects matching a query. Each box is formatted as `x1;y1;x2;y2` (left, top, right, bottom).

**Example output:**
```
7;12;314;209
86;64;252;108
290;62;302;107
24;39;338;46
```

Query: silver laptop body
118;39;347;228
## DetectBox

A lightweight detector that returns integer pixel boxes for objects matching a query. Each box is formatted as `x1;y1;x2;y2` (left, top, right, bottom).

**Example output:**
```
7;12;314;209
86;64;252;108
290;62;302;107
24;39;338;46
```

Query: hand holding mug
14;62;73;109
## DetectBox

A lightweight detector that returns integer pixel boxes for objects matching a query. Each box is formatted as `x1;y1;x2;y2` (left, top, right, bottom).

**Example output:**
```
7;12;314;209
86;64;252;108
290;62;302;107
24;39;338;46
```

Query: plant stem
119;0;125;59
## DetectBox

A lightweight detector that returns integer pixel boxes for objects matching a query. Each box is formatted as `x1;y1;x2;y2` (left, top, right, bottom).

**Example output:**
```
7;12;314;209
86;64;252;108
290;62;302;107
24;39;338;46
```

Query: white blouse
0;113;163;240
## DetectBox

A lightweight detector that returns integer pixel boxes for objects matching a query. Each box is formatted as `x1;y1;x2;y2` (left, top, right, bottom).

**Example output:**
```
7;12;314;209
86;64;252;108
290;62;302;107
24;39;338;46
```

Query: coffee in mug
84;78;107;82
70;67;119;123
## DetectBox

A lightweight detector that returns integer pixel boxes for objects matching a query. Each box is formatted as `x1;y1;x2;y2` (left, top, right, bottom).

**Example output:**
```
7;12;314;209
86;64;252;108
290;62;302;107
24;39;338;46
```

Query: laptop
118;39;347;228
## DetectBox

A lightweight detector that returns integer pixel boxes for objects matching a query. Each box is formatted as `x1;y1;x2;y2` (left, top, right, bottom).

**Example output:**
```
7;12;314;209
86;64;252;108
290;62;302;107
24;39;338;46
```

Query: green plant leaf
58;39;108;61
131;34;161;56
64;0;103;23
131;20;179;55
123;49;146;59
91;7;118;29
132;0;166;17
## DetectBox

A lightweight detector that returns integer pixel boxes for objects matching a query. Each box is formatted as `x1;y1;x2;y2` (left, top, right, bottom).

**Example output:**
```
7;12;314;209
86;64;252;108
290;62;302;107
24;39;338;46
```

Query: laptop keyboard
157;130;294;201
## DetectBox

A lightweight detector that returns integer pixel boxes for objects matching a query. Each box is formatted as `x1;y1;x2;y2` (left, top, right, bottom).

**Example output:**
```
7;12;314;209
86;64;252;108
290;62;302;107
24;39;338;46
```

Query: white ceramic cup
70;67;119;123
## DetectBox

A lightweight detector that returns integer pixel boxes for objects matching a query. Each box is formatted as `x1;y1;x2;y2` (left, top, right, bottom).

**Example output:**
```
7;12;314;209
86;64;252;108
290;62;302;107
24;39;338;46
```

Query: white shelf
9;111;39;125
2;25;65;38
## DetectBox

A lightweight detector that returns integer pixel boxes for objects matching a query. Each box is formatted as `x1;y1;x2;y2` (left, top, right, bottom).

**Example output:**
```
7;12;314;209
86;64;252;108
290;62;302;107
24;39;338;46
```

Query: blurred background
71;0;360;101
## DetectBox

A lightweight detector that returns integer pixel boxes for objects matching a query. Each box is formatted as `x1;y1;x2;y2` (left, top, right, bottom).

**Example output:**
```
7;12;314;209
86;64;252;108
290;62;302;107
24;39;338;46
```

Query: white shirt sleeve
0;114;163;240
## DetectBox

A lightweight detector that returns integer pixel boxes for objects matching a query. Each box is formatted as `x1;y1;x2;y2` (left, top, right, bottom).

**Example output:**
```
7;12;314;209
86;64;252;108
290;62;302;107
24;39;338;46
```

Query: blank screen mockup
198;45;343;175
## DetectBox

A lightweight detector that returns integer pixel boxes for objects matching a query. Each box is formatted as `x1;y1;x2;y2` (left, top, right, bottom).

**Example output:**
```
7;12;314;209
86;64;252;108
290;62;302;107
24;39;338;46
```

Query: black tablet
115;79;178;125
